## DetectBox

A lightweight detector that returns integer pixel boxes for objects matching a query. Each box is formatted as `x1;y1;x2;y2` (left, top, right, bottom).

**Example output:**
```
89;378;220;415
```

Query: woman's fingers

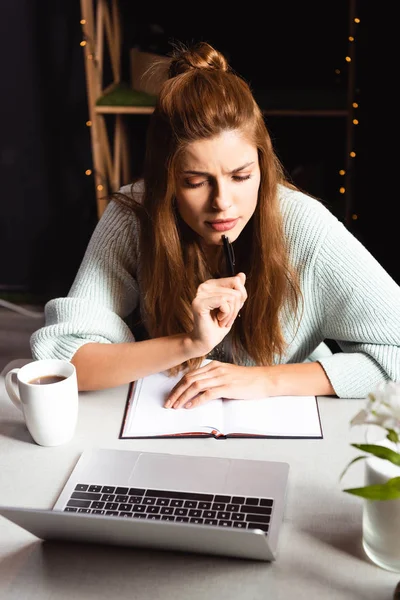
165;361;225;408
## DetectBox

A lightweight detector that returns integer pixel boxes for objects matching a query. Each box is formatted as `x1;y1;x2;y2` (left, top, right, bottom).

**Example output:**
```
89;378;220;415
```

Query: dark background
0;1;395;303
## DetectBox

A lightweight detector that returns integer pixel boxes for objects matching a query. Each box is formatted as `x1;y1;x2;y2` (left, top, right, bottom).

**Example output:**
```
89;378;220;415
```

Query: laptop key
175;516;189;523
67;499;91;508
231;513;245;521
203;510;216;519
101;486;115;493
128;488;145;496
91;501;105;509
232;496;245;504
115;495;129;503
232;521;247;529
120;512;133;518
218;521;232;527
248;522;269;533
214;495;231;503
146;490;213;502
160;506;174;515
92;509;105;515
115;487;129;494
146;506;160;514
143;498;156;505
260;499;274;507
118;504;131;512
101;494;115;502
204;519;218;526
245;514;270;524
72;491;102;501
240;505;272;516
78;508;91;513
75;484;89;492
128;496;143;504
106;511;119;516
88;485;102;493
170;500;184;507
156;498;170;506
64;507;78;512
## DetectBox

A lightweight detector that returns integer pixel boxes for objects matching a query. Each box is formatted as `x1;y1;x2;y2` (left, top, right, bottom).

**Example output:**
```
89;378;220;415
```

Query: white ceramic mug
5;359;79;446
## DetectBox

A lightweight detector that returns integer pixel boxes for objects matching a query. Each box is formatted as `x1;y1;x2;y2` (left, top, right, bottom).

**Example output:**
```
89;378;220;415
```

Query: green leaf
351;444;400;466
386;429;400;444
339;455;366;481
343;477;400;500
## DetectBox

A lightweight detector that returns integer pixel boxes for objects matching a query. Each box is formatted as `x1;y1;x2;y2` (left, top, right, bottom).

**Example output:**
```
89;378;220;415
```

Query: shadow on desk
0;540;268;596
0;538;392;600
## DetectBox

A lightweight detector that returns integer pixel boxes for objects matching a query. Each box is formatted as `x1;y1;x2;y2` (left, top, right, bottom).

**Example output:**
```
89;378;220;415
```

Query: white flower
350;381;400;433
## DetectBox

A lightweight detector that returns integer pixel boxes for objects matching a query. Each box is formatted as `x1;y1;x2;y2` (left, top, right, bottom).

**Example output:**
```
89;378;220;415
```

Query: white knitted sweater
31;184;400;399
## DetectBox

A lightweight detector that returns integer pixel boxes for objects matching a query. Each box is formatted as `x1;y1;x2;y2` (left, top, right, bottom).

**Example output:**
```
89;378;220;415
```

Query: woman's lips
206;218;239;232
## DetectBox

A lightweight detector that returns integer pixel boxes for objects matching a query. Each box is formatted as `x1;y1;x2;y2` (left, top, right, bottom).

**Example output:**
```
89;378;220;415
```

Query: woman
31;41;400;408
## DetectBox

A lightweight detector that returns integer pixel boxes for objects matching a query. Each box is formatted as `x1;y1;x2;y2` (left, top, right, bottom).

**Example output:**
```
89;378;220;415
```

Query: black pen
221;235;236;277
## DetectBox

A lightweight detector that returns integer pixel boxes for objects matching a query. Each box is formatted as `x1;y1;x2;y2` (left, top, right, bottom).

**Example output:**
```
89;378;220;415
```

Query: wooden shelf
95;105;155;114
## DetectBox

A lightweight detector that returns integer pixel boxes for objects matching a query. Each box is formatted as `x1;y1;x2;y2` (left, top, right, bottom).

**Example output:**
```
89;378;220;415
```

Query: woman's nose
211;183;232;211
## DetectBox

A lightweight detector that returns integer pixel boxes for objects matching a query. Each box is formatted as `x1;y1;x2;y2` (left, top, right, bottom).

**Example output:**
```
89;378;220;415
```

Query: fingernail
185;402;192;409
164;401;171;408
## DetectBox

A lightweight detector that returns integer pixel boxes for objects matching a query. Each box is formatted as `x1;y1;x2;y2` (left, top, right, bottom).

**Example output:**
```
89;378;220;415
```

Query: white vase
362;440;400;572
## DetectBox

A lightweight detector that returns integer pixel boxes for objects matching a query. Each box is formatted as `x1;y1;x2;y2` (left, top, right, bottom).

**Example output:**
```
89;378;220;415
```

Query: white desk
0;359;398;600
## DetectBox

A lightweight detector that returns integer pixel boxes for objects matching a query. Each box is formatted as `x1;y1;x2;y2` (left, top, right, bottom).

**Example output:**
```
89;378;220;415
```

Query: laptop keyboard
63;484;274;534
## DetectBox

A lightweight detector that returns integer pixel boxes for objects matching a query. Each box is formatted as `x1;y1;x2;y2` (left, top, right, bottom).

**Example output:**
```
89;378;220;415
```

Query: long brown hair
114;41;302;373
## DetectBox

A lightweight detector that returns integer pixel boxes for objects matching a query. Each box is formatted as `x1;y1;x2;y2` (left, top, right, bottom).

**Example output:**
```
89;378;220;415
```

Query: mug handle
5;368;23;412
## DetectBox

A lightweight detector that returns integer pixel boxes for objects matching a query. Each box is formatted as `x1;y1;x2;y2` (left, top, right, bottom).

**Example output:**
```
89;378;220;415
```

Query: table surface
1;358;399;600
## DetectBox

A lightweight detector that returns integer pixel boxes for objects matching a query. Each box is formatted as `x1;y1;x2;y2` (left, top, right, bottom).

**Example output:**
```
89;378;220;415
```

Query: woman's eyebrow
183;161;255;176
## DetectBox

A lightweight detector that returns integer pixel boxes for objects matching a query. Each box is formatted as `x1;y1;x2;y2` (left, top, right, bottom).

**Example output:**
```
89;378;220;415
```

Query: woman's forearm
262;361;336;397
71;335;201;391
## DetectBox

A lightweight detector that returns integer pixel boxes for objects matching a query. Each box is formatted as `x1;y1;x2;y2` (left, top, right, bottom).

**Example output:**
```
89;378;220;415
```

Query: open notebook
120;363;323;439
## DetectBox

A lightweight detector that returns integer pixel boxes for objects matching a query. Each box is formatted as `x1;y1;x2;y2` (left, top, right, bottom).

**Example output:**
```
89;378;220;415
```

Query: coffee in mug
28;375;67;385
5;359;79;446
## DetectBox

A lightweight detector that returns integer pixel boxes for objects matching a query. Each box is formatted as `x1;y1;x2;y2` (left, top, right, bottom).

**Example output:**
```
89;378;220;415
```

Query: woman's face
175;129;260;246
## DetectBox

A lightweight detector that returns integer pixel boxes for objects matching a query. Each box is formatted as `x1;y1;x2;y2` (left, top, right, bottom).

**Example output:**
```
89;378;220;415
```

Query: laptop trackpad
130;453;230;493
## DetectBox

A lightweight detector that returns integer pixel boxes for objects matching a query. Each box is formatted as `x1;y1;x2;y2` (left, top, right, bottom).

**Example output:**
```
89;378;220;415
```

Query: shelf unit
80;0;358;223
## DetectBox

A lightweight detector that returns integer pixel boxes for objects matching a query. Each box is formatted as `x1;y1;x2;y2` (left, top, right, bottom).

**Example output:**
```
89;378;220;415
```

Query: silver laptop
0;448;289;561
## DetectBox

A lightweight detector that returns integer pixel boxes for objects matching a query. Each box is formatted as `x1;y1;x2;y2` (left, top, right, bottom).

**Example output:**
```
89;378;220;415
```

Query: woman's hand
189;273;247;356
164;361;268;409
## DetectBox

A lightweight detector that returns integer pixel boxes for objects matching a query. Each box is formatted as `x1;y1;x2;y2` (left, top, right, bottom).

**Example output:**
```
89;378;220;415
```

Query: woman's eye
233;174;251;183
185;180;207;189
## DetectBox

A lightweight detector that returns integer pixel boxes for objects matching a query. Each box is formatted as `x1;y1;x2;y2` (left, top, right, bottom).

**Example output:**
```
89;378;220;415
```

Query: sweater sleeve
30;200;140;361
314;217;400;398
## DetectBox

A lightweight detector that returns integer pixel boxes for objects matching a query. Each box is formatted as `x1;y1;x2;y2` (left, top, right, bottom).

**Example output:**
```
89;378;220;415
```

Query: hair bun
168;42;229;78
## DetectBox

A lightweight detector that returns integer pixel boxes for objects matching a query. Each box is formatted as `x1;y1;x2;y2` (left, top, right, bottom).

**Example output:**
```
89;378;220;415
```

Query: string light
335;7;360;225
85;169;92;176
